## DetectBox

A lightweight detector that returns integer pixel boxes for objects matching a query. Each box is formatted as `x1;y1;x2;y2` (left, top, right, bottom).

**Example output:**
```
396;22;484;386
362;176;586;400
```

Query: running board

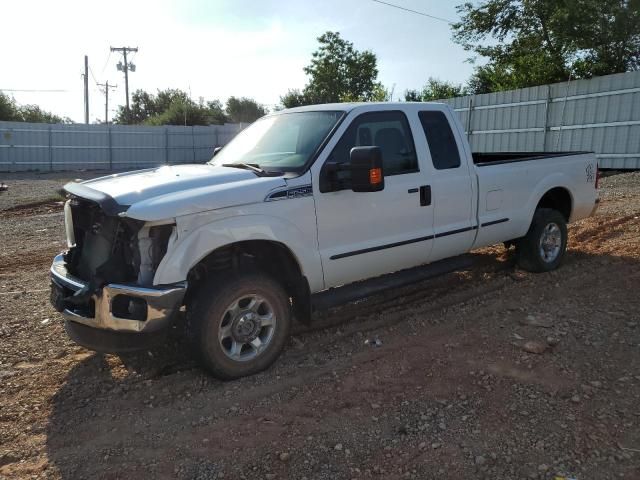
311;255;473;311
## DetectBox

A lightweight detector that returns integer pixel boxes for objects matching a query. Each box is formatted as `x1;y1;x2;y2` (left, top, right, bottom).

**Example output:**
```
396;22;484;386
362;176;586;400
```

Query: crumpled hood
70;164;287;222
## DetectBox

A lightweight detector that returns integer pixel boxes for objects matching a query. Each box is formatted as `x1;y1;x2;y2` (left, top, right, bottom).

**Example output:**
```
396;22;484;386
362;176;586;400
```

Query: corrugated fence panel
0;122;244;172
0;122;50;171
111;126;166;170
441;70;640;169
4;71;640;172
52;124;109;170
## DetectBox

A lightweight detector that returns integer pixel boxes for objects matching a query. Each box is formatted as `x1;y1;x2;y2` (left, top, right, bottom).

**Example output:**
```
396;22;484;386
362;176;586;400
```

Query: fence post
48;124;53;172
192;126;196;163
165;127;169;165
9;127;14;172
107;125;113;170
466;97;474;141
542;85;552;151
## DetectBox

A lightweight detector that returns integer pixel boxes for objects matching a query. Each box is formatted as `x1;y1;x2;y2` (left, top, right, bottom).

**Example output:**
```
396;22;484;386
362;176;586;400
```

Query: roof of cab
280;101;445;114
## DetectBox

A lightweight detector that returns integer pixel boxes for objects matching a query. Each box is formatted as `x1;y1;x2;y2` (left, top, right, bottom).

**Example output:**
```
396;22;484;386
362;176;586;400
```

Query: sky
0;0;475;123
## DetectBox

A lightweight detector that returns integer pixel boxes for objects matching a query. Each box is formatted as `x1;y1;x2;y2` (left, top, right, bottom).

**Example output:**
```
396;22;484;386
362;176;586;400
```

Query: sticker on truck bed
585;164;595;183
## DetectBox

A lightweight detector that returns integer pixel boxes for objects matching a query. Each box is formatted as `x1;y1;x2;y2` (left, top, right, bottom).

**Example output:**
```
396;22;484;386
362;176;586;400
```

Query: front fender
153;213;324;292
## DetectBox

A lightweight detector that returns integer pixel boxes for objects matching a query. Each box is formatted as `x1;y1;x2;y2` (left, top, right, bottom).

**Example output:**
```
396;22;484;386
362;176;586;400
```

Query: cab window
328;111;418;176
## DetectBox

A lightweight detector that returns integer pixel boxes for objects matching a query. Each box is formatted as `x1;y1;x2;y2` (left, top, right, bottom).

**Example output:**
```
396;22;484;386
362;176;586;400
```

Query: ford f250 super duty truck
50;102;599;379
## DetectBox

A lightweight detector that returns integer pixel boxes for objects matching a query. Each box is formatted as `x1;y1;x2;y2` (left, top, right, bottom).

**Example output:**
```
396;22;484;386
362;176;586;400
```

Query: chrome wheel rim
218;294;276;362
539;222;562;263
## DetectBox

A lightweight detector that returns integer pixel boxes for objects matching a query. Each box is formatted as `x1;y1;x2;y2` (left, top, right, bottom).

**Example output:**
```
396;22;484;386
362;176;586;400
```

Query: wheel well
536;187;572;221
186;240;312;323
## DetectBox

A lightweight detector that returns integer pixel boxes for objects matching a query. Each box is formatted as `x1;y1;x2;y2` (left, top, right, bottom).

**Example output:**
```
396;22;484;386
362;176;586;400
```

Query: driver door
313;110;435;288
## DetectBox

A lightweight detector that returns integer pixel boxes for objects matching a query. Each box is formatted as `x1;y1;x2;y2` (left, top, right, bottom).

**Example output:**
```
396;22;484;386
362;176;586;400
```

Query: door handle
419;185;431;206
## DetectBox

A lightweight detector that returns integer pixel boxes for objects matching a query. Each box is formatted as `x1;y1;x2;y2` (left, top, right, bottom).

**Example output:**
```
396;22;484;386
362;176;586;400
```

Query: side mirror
349;146;384;192
212;146;222;157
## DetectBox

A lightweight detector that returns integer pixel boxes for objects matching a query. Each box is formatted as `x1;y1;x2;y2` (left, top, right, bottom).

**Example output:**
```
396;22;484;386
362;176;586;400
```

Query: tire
516;208;567;273
186;272;291;380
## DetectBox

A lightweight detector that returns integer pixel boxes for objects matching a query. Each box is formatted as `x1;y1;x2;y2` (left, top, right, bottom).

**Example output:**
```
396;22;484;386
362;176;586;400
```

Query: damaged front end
50;185;186;352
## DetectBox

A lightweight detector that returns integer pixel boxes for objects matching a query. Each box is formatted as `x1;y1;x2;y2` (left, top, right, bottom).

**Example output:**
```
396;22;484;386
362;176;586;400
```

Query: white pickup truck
50;102;599;379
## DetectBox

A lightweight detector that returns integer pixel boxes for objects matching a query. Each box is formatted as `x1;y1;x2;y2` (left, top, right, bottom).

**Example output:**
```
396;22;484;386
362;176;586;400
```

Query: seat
374;128;411;174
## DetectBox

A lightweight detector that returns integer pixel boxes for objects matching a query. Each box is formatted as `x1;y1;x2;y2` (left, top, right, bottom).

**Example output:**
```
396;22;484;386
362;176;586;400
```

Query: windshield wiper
221;163;282;177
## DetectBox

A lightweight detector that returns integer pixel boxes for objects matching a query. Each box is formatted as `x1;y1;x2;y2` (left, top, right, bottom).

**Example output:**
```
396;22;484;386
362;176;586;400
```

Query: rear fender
520;173;574;236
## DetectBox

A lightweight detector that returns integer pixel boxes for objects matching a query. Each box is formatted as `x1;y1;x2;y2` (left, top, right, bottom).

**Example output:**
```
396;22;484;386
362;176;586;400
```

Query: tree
280;89;308;109
280;31;386;107
121;90;157;124
0;93;19;121
358;83;391;102
206;99;228;125
404;78;467;101
568;0;640;77
113;89;231;126
0;92;70;123
453;0;640;94
145;99;211;126
225;96;267;123
403;89;422;102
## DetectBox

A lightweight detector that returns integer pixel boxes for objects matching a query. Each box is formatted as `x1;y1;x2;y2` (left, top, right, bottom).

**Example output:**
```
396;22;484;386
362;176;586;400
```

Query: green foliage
0;93;17;121
124;90;158;124
225;96;268;123
0;92;70;123
404;78;467;101
403;89;422;102
207;99;228;125
280;31;386;107
280;89;308;109
568;0;640;78
352;83;390;102
114;89;245;126
144;99;211;126
453;0;640;94
372;84;391;102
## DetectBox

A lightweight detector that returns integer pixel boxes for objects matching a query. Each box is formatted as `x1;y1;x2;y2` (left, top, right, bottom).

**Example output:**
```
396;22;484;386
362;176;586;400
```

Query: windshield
210;111;344;172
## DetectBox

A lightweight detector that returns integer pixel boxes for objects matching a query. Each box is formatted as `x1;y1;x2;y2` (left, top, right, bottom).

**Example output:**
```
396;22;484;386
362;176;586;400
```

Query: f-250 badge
585;164;594;183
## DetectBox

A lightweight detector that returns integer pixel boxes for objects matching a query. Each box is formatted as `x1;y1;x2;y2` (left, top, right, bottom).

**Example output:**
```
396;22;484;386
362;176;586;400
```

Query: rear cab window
418;111;461;170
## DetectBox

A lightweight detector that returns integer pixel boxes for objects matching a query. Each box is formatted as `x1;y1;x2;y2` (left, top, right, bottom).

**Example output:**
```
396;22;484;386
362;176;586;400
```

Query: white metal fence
438;70;640;170
3;71;639;172
0;122;245;172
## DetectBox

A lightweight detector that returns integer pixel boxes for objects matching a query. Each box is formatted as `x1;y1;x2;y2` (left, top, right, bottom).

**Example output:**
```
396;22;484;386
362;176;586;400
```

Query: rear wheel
516;208;567;272
187;272;291;380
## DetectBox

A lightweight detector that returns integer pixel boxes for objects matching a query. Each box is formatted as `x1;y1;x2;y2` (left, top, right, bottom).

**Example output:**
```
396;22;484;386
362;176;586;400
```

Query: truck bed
473;151;591;166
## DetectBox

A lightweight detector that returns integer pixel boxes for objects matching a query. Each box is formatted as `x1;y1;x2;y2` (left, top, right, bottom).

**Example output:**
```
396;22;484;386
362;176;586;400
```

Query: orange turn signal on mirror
369;168;382;185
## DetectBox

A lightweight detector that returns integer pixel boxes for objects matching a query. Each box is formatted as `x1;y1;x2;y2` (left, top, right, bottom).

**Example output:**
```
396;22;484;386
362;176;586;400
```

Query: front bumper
50;254;186;352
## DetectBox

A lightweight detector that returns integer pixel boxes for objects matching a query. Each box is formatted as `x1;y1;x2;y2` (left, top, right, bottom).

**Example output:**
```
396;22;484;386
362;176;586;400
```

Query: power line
100;50;112;75
88;65;99;86
370;0;454;24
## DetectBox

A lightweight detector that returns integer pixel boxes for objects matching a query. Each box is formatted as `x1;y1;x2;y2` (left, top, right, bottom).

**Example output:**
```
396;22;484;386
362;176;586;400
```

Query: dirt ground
0;170;639;480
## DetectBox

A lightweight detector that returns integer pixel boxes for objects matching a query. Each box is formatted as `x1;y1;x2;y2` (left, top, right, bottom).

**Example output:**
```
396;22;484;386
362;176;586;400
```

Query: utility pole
83;55;89;124
110;46;138;123
97;81;117;124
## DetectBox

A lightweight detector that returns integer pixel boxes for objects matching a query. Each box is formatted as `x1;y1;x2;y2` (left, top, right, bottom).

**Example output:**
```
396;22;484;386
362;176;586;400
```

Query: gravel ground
0;171;639;480
0;171;116;211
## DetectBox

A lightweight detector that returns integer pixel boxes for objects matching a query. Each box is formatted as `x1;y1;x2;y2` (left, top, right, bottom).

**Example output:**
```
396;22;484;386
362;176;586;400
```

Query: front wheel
516;208;568;273
187;272;291;380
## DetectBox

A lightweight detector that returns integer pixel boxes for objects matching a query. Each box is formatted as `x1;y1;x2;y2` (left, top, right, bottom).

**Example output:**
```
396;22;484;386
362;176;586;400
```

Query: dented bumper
50;254;186;352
